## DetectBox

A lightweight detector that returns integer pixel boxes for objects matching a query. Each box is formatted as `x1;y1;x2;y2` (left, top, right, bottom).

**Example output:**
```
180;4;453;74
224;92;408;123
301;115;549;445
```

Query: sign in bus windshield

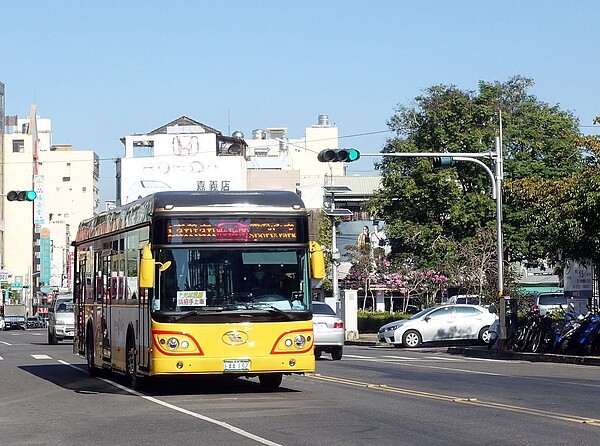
164;218;298;243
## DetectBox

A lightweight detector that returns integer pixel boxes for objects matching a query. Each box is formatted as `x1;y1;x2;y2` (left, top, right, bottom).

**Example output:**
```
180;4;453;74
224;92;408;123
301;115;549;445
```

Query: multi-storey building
2;111;98;315
116;114;359;240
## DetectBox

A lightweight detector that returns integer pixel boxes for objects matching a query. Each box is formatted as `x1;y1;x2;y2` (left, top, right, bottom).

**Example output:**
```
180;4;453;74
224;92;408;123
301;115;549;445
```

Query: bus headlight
167;337;179;350
294;335;306;348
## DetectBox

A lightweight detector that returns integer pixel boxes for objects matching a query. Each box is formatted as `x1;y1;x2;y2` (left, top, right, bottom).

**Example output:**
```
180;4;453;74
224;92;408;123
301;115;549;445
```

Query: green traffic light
317;148;361;163
346;148;360;162
7;190;37;201
432;156;455;168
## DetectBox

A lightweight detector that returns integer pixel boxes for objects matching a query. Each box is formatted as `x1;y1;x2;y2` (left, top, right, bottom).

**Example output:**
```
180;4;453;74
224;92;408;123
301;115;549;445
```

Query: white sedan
378;304;498;348
313;301;345;360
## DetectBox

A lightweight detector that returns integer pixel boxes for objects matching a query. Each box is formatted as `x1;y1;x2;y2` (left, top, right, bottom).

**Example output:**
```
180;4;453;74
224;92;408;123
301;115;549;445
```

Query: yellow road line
308;373;600;426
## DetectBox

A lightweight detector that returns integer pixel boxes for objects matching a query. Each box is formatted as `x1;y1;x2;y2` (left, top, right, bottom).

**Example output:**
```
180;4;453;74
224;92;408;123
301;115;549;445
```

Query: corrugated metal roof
326;176;382;196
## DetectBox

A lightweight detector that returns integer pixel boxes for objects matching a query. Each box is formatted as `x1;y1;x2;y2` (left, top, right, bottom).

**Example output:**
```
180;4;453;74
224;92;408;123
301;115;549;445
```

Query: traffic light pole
356;139;505;318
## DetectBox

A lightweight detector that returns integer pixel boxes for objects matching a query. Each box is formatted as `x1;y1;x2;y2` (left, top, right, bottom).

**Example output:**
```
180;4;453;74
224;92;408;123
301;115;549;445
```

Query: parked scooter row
507;304;600;355
554;309;600;355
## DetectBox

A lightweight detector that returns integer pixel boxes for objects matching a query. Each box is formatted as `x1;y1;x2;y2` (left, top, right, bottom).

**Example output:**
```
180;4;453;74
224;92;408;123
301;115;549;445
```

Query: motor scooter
575;312;600;355
487;305;499;350
554;310;587;354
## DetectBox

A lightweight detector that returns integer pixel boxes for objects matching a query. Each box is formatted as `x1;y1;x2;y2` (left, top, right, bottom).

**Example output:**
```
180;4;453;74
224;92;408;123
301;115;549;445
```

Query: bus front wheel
258;373;282;389
126;333;144;390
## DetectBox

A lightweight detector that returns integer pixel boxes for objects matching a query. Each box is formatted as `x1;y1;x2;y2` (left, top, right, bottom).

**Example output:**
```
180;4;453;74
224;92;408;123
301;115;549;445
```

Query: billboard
118;154;248;205
564;260;593;300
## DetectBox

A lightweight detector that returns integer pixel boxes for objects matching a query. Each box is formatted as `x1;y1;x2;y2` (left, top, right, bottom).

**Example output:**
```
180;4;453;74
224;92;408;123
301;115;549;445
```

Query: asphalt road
1;329;599;446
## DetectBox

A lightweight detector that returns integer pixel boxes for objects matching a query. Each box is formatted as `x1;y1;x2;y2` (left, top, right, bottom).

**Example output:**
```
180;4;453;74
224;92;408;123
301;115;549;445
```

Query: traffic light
317;148;361;163
432;156;455;168
6;190;37;201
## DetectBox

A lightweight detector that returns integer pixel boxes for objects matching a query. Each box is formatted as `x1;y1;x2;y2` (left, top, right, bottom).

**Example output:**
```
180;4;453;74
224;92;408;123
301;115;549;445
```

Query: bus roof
75;190;307;244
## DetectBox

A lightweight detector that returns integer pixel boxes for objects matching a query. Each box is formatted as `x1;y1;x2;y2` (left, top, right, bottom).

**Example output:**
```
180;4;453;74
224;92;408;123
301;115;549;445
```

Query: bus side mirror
309;241;325;280
140;245;156;288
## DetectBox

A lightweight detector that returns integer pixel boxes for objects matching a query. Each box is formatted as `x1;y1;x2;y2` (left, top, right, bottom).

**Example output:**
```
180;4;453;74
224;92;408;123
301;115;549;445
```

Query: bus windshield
152;248;309;313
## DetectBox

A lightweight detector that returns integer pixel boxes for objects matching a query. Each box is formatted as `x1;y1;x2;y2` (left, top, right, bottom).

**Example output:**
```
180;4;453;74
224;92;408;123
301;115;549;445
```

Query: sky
3;1;600;205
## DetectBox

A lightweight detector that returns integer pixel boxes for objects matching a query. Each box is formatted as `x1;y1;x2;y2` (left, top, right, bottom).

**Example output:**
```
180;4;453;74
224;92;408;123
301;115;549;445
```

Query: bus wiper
173;306;225;321
244;303;295;320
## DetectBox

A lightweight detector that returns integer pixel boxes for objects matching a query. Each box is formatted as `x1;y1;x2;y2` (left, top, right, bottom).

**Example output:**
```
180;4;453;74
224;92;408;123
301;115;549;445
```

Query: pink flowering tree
341;245;449;312
402;269;448;311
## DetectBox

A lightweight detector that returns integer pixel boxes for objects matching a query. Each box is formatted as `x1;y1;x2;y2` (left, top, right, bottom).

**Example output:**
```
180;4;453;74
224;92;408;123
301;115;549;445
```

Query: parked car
446;294;481;305
48;296;75;344
312;301;345;360
378;304;498;348
27;316;45;329
533;292;568;316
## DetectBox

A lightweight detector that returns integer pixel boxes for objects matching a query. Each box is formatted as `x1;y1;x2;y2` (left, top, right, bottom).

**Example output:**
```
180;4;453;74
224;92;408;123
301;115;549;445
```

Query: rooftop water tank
252;129;266;139
318;114;329;127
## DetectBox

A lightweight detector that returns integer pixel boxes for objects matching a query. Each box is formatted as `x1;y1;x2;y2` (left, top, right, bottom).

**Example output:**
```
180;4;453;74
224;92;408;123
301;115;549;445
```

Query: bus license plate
223;359;250;372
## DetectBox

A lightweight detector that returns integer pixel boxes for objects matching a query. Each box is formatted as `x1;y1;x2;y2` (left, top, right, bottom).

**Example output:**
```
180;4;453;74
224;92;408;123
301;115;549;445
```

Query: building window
82;187;87;192
133;146;154;157
13;140;24;153
63;177;71;182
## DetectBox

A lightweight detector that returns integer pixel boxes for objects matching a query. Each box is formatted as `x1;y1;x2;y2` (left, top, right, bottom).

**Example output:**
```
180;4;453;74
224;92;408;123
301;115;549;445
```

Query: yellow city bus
73;190;324;389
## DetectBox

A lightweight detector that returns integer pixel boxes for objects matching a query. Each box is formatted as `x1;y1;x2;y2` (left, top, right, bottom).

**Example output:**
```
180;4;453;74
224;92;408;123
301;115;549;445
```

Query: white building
2;110;98;313
245;114;345;210
116;114;346;211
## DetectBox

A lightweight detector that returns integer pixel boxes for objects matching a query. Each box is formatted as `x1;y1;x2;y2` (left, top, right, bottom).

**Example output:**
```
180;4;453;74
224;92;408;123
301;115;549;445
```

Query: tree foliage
367;76;588;292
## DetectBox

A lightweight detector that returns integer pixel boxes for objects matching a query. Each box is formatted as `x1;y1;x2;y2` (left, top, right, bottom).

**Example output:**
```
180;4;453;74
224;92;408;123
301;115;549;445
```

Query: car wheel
402;330;422;348
314;349;322;359
258;373;283;389
331;346;343;360
478;326;491;345
48;329;58;345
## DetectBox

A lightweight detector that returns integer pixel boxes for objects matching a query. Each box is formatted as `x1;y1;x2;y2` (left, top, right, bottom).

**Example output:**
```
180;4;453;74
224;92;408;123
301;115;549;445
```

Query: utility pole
323;185;352;306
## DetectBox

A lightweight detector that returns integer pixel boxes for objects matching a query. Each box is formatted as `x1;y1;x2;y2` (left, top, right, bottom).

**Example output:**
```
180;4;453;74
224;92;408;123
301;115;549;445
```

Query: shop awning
519;286;563;294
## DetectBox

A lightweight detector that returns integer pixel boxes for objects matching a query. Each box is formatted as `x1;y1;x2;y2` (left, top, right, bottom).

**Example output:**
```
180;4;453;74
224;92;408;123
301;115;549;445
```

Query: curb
447;346;600;366
343;337;600;366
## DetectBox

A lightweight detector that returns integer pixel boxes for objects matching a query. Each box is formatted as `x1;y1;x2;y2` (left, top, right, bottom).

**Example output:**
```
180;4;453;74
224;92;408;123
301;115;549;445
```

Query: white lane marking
32;354;52;360
0;356;3;360
58;360;283;446
343;355;504;376
463;357;504;362
0;341;11;345
423;356;462;361
343;354;373;359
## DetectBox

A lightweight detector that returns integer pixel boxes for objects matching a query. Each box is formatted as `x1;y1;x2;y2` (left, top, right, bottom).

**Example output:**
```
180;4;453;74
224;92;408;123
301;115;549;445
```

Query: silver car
48;297;75;344
378;304;498;348
533;293;567;316
313;301;345;360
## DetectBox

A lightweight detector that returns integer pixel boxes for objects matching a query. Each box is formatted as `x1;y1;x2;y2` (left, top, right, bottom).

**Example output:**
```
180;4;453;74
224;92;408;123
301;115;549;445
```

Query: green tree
369;76;586;282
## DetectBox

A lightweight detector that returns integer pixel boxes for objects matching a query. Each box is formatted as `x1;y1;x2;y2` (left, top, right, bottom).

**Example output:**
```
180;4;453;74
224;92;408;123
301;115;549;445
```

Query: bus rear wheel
258;373;282;389
86;329;97;376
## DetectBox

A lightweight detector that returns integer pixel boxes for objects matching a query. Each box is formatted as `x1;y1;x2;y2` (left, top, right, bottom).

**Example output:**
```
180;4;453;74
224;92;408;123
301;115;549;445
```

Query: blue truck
3;304;27;330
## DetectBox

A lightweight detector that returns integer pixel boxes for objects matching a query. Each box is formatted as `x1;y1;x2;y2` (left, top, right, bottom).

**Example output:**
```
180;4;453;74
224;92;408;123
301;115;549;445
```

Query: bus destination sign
167;219;297;243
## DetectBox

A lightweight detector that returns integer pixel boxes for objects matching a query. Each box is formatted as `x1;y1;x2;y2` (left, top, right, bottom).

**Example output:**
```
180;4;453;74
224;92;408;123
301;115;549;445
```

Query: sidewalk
344;333;600;366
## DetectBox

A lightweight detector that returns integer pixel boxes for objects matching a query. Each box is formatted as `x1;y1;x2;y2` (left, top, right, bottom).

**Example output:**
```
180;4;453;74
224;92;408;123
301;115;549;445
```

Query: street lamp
323;185;352;306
